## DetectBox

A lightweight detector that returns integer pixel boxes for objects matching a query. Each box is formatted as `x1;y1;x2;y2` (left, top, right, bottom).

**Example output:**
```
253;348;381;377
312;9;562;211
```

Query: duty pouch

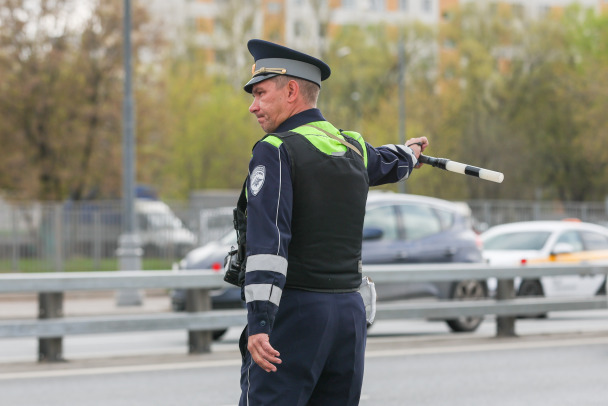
358;276;377;326
223;246;243;287
223;180;248;288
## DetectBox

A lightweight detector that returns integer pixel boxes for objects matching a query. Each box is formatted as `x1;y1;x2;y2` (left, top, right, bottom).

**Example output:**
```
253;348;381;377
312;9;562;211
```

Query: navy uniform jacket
244;108;418;336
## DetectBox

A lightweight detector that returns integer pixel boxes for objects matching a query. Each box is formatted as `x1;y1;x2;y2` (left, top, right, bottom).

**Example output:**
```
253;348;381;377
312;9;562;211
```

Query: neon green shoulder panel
339;129;367;168
291;121;368;168
261;135;283;148
259;121;368;168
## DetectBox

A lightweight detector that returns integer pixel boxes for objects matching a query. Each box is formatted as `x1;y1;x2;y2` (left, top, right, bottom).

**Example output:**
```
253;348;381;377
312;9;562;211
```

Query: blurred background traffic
1;0;608;274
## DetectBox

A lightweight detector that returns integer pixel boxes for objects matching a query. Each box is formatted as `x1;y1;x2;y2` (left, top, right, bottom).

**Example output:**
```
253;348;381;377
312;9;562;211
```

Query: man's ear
286;79;299;102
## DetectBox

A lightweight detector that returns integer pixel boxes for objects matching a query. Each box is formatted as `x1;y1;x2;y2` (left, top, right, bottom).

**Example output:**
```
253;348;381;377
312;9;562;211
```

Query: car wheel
518;279;544;297
445;280;487;333
517;279;547;319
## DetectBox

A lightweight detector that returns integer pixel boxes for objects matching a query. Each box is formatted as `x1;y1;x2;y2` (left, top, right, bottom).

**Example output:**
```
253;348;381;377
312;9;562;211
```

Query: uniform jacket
244;108;418;336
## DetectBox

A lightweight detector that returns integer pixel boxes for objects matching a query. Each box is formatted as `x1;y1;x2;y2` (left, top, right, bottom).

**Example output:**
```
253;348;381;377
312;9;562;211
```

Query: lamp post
116;0;143;306
398;32;407;194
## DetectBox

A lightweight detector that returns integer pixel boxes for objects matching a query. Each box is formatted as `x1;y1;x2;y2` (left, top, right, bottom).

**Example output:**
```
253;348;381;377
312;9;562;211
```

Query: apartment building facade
145;0;606;71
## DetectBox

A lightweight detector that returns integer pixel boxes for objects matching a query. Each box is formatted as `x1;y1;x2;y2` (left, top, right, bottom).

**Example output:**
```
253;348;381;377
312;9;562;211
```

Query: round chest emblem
250;165;266;196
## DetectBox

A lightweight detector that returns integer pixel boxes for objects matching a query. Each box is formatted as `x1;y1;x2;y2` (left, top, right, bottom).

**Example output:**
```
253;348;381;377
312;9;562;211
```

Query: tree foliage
0;0;157;201
0;2;606;202
429;3;608;201
156;49;258;197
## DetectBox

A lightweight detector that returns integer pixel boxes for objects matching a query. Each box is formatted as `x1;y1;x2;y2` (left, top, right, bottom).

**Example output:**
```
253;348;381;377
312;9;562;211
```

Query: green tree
428;3;608;201
434;2;525;200
157;49;259;199
497;5;608;201
0;0;159;201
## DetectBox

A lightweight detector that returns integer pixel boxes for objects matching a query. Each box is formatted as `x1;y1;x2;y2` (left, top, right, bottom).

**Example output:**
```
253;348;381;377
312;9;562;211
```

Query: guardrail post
53;205;64;272
186;289;212;354
38;292;65;362
496;279;517;338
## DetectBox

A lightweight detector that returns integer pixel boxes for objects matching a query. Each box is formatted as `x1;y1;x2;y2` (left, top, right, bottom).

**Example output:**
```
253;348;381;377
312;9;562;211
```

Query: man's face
249;78;290;133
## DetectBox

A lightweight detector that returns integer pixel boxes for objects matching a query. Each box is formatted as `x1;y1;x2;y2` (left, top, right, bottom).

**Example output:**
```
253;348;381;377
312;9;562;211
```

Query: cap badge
252;67;287;77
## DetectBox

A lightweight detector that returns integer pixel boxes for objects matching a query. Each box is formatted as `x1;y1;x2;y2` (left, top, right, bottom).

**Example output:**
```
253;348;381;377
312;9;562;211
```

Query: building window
539;5;551;18
342;0;355;8
399;0;408;11
489;2;498;15
294;20;305;37
422;0;432;14
512;3;524;19
186;17;196;30
267;1;282;13
371;0;386;11
215;50;228;64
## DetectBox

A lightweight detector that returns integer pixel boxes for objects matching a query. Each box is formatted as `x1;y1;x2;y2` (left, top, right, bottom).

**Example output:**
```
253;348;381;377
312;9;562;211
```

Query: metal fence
0;263;606;362
468;198;608;231
0;200;234;273
1;197;607;272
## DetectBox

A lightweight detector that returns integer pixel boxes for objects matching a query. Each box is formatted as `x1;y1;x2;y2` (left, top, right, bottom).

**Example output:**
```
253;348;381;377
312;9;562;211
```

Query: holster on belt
359;276;377;326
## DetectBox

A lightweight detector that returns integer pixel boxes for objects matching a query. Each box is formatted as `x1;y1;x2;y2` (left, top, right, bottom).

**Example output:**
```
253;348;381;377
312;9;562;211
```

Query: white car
135;199;198;257
481;220;608;298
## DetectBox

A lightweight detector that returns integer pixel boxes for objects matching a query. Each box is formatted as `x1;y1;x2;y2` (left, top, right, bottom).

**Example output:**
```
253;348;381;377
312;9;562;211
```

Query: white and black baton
419;155;504;184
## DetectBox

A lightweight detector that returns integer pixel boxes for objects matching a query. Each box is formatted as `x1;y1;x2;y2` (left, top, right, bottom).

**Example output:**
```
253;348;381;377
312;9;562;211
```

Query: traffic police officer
239;39;428;405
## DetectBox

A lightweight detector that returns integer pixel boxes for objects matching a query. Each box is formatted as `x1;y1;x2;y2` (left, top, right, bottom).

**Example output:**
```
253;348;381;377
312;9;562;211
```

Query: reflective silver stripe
393;144;418;167
245;284;283;306
246;254;288;276
383;144;416;180
275;147;283;255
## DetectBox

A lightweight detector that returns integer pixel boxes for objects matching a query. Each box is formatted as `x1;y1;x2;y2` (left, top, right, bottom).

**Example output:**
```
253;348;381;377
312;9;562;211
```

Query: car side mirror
363;227;384;241
551;242;574;256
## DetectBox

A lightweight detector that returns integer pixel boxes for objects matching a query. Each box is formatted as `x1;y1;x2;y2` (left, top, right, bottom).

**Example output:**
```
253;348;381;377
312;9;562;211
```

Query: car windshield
145;213;183;230
220;230;237;245
483;231;552;250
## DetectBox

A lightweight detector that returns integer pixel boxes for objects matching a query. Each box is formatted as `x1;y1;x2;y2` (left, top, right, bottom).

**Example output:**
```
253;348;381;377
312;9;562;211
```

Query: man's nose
249;99;258;113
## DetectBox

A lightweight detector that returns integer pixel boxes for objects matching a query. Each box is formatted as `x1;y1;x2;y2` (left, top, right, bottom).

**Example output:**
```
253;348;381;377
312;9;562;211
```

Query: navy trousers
239;288;367;406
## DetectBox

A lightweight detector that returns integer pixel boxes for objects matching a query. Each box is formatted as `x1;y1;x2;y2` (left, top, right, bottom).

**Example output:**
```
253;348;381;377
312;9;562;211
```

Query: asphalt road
1;309;607;406
1;331;607;406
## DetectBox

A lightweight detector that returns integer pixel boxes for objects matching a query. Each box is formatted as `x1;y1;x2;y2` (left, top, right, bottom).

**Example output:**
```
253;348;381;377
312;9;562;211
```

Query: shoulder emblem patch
250;165;266;196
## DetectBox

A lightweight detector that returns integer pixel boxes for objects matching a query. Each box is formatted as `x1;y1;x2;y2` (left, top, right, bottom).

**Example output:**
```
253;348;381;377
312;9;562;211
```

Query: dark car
172;191;486;338
170;229;242;339
362;192;486;332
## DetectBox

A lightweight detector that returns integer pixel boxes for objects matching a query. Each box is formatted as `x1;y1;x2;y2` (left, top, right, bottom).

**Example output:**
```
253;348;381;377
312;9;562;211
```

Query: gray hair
272;75;320;107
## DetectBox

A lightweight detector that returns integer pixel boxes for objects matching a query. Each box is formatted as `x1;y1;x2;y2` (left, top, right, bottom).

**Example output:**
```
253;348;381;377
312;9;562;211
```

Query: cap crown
244;39;331;93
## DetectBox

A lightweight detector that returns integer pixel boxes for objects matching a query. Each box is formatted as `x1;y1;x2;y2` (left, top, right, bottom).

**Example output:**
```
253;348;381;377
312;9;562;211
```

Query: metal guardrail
0;264;606;362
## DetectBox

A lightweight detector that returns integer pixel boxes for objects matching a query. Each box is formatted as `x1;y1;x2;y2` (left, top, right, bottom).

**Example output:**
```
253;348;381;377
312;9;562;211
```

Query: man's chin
260;124;277;133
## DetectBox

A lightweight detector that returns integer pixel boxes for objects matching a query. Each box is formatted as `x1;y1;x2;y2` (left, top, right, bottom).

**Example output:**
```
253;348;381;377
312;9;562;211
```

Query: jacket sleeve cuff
247;312;272;336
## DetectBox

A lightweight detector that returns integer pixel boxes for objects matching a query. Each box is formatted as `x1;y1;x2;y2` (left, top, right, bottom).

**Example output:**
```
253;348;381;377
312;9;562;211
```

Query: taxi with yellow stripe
481;220;608;298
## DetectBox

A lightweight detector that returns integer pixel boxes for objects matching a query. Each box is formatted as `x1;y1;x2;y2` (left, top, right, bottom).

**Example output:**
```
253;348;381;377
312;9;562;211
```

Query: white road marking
2;335;607;381
0;359;241;381
365;335;608;358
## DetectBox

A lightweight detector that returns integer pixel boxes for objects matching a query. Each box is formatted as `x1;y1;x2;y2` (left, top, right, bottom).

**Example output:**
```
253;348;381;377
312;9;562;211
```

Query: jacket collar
274;108;326;133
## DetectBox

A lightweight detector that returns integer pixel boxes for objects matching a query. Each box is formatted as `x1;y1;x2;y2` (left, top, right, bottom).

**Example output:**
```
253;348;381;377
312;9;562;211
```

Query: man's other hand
248;333;282;372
